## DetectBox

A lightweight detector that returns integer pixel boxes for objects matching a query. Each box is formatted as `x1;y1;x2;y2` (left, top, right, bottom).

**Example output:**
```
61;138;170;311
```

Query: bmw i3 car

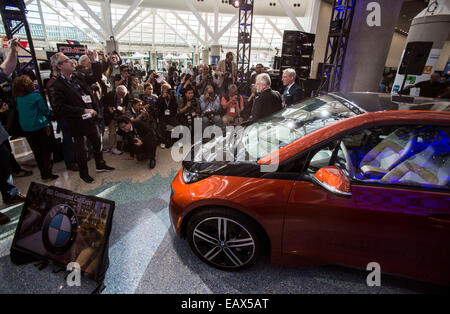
169;92;450;285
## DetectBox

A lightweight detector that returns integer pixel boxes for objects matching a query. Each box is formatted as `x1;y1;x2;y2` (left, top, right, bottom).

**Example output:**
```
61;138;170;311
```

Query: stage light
229;0;242;8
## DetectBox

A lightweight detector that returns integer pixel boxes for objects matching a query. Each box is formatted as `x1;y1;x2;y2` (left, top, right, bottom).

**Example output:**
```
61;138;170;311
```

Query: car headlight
182;167;209;184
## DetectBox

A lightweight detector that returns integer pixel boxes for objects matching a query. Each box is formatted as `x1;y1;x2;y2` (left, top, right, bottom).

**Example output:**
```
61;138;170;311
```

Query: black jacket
156;95;178;121
48;63;102;136
283;83;304;107
251;88;283;120
101;91;132;125
117;120;153;145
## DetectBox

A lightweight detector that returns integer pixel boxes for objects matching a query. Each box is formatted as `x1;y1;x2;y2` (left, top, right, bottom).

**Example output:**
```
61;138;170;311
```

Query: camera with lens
168;88;176;97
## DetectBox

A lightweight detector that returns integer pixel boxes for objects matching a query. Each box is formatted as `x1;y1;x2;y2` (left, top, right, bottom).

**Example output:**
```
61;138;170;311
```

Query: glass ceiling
0;0;293;52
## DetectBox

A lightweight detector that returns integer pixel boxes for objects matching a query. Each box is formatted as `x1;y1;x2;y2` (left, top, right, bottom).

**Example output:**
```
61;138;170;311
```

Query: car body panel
170;93;450;284
172;173;295;262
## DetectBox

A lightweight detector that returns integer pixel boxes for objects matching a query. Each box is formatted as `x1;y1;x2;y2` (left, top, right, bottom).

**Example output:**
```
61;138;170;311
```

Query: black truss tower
317;0;356;93
0;0;45;99
236;0;254;83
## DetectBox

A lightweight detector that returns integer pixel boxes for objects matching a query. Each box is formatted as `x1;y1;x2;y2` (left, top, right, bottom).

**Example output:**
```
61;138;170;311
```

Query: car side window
306;140;340;175
331;125;450;190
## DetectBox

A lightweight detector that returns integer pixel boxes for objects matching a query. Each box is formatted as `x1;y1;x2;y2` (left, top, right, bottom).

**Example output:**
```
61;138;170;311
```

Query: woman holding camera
156;84;178;148
221;84;244;126
200;86;222;131
13;75;58;181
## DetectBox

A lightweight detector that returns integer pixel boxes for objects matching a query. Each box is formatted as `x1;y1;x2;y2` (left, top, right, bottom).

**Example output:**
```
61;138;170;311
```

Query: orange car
170;92;450;285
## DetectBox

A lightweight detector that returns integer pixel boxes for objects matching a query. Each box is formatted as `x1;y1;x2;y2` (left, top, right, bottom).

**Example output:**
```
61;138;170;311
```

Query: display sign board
10;182;114;282
56;43;87;60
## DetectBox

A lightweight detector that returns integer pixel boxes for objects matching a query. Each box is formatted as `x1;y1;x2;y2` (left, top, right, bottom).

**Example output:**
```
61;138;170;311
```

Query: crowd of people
0;40;306;209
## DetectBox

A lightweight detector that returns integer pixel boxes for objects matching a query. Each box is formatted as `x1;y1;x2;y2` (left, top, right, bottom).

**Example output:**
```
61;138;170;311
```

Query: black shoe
149;159;156;169
12;169;33;177
80;173;94;183
3;193;27;205
0;213;10;225
96;164;115;172
42;174;59;182
67;163;79;172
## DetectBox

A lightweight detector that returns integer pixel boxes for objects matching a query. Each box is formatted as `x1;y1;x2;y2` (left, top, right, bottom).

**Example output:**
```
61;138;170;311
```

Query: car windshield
192;94;360;163
240;95;360;160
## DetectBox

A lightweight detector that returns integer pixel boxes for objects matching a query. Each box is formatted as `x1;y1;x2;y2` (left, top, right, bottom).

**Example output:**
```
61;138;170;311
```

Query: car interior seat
359;128;417;179
381;129;450;188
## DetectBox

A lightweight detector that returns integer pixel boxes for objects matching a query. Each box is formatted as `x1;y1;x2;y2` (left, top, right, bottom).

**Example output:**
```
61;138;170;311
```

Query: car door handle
427;214;450;226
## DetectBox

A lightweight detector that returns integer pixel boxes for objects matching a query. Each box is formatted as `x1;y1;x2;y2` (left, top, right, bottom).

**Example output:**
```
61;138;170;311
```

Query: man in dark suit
251;73;283;120
101;85;131;154
282;68;304;107
116;116;157;169
49;51;114;184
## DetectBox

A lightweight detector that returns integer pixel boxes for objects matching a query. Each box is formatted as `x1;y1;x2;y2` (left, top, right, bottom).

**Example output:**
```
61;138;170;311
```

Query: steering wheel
338;141;355;178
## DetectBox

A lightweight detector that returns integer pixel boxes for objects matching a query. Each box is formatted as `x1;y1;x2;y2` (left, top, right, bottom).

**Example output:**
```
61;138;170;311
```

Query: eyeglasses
58;59;71;65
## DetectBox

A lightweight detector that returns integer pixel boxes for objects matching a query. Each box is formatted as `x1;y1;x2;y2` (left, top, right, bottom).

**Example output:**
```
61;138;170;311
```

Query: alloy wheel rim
192;217;255;268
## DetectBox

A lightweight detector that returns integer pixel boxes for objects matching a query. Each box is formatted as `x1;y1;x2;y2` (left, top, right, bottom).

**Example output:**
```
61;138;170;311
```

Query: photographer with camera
221;84;244;126
178;86;201;132
156;84;178;148
104;51;122;92
200;85;222;131
126;98;148;122
195;65;209;95
102;85;131;155
114;65;131;90
179;73;196;97
117;116;157;169
130;75;144;99
217;52;237;95
140;83;158;114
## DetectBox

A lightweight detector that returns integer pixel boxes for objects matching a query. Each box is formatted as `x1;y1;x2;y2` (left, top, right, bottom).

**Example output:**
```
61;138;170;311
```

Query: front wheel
186;208;264;271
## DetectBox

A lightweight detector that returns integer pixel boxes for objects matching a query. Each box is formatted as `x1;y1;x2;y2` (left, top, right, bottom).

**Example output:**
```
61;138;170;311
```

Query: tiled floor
0;148;445;294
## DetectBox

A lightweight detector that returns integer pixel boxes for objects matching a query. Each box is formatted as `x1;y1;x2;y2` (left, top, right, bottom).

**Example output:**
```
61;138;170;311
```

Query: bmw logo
42;204;78;255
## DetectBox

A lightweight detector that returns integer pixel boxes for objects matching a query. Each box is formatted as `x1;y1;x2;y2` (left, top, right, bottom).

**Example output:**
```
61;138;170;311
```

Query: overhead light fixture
229;0;242;8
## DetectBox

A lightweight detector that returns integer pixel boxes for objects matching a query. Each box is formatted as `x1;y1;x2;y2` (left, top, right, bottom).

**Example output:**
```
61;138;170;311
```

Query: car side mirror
312;166;352;197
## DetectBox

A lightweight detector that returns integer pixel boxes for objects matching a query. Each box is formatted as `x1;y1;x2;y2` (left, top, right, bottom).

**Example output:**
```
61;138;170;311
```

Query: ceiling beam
277;0;305;31
56;0;106;39
216;12;239;41
113;0;143;35
40;0;102;44
265;17;283;38
172;11;206;47
253;25;276;52
116;9;142;36
75;0;107;30
156;12;193;49
117;10;152;40
36;0;48;46
184;0;215;40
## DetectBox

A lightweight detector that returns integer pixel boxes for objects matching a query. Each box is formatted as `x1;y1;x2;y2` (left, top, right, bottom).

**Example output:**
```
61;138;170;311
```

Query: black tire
186;207;264;271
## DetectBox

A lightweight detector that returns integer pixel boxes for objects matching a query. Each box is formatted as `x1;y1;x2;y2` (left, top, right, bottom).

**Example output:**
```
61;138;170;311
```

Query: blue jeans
0;141;19;201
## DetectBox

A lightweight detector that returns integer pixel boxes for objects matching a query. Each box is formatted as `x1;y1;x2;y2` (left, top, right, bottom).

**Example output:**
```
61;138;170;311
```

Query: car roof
331;92;450;113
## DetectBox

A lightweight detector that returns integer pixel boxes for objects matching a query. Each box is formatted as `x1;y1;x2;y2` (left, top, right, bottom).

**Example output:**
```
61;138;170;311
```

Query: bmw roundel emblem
42;204;78;255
